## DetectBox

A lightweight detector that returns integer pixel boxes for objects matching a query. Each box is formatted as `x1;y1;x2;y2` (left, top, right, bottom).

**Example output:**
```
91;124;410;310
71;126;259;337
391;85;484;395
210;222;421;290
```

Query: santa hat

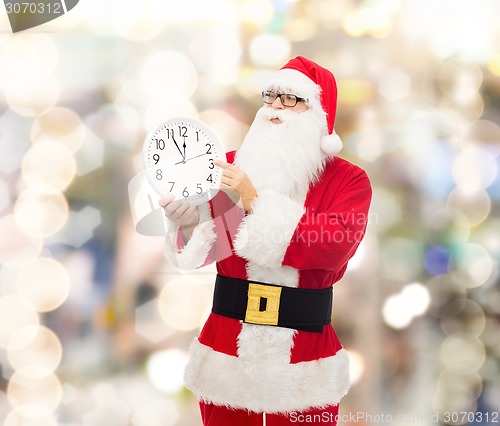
266;56;343;156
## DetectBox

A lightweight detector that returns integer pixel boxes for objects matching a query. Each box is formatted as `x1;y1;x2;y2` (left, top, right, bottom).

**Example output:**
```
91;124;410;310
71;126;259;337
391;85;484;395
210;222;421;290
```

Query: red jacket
168;151;372;414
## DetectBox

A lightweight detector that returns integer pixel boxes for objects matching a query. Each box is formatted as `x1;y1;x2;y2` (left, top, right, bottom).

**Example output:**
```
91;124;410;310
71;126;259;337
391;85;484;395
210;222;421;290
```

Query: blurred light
347;349;365;385
342;6;394;38
21;141;76;194
5;72;60;117
15;257;71;312
7;325;63;373
382;294;413;329
488;52;500;76
14;190;69;238
239;0;274;25
158;276;212;331
347;240;366;270
484;379;500;415
111;0;166;42
0;215;43;268
60;383;78;405
380;238;422;281
0;35;59;89
0;180;9;213
59;206;102;248
382;282;430;329
155;0;235;23
0;296;40;349
140;51;198;101
378;68;410;101
401;283;431;316
440;299;486;338
472;218;500;257
433;369;480;421
135;299;175;344
452;243;494;288
440;334;486;374
447;187;491;226
426;274;466;319
352;108;383;162
283;18;318;42
234;67;265;99
304;0;345;24
74;130;105;177
439;96;484;127
207;25;242;86
480;317;500;352
367;187;402;232
337;80;374;106
399;0;497;61
249;34;291;68
7;367;62;416
438;369;483;401
146;349;189;393
31;107;86;154
424;208;470;247
88;103;141;149
0;110;33;175
4;410;58;426
131;397;180;426
199;109;249;152
144;98;197;130
83;383;130;426
437;60;483;103
424;246;451;276
465;119;500;146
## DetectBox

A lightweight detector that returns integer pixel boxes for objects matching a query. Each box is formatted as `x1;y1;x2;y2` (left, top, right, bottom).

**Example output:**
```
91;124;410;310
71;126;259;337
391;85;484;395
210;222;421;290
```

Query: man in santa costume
160;56;372;426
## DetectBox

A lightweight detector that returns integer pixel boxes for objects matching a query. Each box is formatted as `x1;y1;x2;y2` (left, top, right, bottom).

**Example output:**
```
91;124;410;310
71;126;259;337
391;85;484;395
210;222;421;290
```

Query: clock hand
174;152;209;165
172;135;185;161
183;140;187;160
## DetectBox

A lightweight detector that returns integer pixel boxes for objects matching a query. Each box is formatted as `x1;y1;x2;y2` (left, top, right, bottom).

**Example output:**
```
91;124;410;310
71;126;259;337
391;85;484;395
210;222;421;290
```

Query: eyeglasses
261;91;309;107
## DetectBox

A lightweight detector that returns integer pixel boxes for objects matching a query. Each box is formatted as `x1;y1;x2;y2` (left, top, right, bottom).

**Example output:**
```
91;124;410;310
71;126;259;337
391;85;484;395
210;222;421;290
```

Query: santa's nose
271;97;285;109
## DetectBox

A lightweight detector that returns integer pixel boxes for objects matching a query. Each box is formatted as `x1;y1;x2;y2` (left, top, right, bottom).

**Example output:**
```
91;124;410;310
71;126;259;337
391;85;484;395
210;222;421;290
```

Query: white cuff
164;203;216;271
234;189;305;269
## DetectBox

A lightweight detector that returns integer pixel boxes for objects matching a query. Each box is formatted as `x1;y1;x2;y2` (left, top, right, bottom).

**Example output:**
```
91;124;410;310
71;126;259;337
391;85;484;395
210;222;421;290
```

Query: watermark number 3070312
3;0;79;33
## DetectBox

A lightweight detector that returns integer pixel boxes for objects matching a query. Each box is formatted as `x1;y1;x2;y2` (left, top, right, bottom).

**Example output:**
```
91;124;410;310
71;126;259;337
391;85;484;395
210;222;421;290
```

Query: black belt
212;274;332;332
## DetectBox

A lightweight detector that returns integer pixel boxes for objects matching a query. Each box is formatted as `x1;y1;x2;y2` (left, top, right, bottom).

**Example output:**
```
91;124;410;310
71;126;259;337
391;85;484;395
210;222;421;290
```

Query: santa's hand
159;194;200;235
214;160;257;212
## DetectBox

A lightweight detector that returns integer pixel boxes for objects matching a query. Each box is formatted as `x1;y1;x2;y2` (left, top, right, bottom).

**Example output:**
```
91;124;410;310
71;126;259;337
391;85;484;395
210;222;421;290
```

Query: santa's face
265;92;309;125
235;89;328;199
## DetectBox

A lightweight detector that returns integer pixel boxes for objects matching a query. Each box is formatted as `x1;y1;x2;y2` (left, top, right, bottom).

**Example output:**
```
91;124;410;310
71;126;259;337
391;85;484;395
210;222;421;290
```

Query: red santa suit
165;57;372;425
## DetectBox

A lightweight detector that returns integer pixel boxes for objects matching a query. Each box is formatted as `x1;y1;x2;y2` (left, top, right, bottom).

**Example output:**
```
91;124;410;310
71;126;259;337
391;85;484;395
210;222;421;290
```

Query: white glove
159;195;200;241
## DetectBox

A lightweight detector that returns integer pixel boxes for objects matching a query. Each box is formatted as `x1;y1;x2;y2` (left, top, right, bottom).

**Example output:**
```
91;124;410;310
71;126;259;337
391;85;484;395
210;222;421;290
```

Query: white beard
235;106;327;199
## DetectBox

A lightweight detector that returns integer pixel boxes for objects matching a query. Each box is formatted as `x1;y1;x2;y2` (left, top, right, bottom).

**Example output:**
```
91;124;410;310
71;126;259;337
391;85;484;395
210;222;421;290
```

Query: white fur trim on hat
266;68;321;106
321;131;343;156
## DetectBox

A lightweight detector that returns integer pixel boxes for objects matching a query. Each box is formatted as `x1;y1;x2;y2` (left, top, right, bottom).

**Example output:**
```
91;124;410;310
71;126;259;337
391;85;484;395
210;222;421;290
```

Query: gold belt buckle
244;283;282;326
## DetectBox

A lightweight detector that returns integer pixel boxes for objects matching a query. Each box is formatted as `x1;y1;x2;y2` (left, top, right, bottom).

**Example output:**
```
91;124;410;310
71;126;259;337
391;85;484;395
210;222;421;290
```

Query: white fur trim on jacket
184;339;350;413
234;189;305;269
164;203;215;271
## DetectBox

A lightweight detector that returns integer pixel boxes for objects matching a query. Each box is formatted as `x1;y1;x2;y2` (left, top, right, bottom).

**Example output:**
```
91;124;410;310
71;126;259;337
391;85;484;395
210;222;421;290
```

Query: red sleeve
282;170;372;272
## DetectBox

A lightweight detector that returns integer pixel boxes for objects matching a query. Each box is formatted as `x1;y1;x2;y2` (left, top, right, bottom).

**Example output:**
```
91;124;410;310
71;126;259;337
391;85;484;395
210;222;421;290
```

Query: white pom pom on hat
320;131;343;156
269;56;344;156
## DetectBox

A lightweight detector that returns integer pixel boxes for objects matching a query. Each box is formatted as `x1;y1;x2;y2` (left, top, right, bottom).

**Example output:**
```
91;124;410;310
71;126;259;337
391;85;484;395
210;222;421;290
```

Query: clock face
142;117;225;205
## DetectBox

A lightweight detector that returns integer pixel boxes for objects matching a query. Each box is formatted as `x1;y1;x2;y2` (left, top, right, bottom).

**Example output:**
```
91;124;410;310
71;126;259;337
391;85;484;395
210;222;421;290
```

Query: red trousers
199;402;339;426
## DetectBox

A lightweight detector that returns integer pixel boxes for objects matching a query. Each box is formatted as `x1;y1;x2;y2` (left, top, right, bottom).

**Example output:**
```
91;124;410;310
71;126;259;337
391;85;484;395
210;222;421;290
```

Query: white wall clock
142;117;225;205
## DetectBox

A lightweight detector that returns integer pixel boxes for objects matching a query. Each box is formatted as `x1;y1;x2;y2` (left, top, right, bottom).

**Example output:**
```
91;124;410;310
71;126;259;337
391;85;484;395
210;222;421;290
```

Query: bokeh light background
1;0;500;425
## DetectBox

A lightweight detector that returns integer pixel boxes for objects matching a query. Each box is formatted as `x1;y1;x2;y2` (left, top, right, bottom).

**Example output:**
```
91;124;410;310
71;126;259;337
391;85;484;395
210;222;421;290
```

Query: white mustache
258;107;296;123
